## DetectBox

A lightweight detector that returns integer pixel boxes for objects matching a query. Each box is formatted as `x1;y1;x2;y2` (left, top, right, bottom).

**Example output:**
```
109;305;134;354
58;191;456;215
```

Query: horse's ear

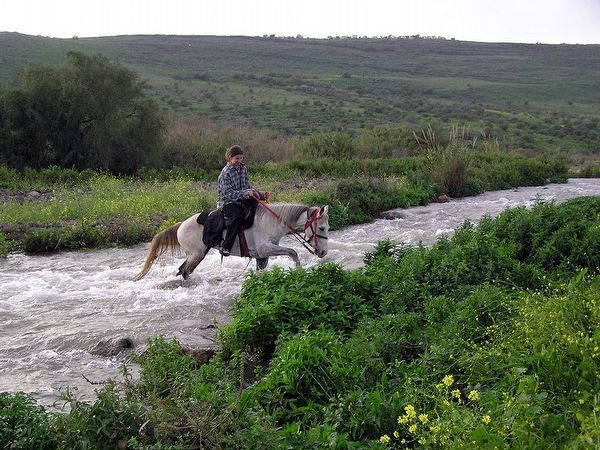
320;205;329;215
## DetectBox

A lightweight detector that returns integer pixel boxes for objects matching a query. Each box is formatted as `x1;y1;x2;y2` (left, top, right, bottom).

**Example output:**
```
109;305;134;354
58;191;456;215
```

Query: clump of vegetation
294;131;355;159
0;52;162;174
0;233;9;258
0;392;55;449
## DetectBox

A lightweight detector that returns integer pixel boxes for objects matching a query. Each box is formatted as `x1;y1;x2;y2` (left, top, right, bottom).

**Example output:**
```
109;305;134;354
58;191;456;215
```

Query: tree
0;52;163;173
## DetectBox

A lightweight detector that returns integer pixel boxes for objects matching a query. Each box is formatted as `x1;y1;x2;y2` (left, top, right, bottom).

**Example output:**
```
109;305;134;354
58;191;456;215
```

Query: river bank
0;152;570;255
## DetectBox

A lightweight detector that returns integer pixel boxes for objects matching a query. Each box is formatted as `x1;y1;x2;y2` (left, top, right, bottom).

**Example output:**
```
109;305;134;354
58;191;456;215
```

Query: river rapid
1;178;599;405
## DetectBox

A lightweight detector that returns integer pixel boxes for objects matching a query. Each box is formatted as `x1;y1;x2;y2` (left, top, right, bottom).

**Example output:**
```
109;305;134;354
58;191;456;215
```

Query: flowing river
1;178;599;405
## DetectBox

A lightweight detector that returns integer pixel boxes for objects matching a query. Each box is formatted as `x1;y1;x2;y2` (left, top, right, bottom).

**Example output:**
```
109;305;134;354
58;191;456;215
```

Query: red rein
254;196;321;255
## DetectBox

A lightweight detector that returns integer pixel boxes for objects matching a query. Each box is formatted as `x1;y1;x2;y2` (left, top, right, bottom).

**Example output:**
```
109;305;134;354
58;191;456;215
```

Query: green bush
0;233;9;258
134;337;197;399
355;125;419;158
53;383;150;449
426;143;474;197
470;152;568;190
22;228;62;253
247;328;361;425
0;165;20;188
579;165;600;178
332;177;433;224
489;196;600;272
23;224;110;253
219;264;376;357
0;392;55;450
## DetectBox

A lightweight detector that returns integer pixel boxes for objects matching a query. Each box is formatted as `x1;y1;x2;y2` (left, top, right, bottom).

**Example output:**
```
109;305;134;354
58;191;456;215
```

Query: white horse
134;203;329;280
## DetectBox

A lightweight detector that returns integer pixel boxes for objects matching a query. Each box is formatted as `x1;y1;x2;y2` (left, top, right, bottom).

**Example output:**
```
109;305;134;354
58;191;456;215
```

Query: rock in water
89;336;135;356
378;210;406;220
180;345;216;364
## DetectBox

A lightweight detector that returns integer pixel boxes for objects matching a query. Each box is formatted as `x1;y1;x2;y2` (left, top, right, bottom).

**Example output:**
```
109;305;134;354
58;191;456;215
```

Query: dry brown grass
161;115;296;170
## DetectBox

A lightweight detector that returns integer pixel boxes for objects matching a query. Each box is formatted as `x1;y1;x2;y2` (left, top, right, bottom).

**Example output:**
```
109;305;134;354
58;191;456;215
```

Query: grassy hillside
1;32;600;151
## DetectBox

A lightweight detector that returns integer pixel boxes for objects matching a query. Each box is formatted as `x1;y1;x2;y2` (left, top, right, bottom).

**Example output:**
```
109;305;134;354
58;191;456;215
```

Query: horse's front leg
257;243;301;267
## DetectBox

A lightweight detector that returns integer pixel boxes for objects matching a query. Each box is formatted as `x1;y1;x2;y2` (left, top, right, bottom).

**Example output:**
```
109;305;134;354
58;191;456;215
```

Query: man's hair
226;145;243;160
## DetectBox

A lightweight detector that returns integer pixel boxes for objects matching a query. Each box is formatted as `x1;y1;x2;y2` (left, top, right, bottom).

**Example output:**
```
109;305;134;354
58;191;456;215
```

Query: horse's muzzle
317;250;327;258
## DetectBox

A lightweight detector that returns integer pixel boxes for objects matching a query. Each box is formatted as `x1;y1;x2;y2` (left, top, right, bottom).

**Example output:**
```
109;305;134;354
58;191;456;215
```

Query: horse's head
304;205;329;258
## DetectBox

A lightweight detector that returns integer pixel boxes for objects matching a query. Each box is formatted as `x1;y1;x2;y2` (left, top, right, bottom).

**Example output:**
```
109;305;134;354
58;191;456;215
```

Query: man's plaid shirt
217;163;252;208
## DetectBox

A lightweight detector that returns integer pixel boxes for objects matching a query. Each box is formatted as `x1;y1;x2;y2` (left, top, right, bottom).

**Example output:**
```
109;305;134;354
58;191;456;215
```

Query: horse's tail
134;222;182;281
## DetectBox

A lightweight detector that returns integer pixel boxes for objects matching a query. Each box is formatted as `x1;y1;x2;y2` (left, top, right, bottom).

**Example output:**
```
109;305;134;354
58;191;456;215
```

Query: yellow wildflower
468;390;480;401
430;425;441;434
405;404;417;418
482;415;491;425
419;414;429;424
418;438;427;445
393;431;400;439
442;375;454;387
409;424;418;434
452;389;461;398
379;435;391;444
398;415;409;424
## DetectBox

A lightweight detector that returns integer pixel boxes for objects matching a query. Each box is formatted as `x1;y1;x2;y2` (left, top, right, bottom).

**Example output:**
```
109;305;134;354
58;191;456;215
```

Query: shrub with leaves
0;392;55;450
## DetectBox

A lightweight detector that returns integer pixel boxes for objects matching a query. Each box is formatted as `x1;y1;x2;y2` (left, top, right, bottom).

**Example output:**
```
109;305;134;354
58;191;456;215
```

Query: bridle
254;198;327;255
303;208;328;254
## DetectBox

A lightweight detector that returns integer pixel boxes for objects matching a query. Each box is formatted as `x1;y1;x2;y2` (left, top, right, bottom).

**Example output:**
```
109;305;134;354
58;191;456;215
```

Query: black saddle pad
197;209;225;248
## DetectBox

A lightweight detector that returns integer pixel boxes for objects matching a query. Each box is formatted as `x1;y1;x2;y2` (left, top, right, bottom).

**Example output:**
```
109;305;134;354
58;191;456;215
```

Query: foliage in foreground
2;197;599;449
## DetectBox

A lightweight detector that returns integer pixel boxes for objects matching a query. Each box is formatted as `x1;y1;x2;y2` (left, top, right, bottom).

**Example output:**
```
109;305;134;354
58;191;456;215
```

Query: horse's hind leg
256;257;269;270
177;261;186;277
177;250;207;280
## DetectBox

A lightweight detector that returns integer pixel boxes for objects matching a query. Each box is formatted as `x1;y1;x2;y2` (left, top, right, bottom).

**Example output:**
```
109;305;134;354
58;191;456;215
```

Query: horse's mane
255;203;309;225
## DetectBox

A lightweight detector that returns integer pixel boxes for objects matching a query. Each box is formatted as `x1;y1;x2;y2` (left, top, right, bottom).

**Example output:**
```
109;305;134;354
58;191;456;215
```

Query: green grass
1;33;600;150
1;175;215;226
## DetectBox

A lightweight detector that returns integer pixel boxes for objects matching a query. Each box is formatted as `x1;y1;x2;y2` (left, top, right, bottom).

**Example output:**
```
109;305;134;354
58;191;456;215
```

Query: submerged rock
89;336;135;357
378;210;406;220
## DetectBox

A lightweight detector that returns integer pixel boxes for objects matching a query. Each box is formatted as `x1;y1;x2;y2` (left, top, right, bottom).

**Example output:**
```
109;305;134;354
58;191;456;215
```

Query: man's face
229;154;244;168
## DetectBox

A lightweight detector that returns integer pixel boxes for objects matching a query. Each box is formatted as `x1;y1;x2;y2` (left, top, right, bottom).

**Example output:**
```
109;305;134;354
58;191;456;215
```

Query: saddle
197;209;225;248
196;204;257;255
